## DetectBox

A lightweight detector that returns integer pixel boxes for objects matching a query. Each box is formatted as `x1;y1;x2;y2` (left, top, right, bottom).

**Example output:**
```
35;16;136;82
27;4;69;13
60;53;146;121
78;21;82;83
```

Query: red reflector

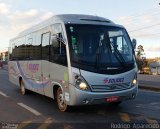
106;96;119;102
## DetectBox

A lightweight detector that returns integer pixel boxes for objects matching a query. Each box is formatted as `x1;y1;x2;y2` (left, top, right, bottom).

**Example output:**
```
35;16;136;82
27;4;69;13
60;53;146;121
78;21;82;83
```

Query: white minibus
9;14;138;111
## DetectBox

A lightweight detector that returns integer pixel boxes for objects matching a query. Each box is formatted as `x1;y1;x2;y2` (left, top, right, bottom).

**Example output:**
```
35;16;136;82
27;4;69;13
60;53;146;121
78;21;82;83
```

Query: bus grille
91;83;131;92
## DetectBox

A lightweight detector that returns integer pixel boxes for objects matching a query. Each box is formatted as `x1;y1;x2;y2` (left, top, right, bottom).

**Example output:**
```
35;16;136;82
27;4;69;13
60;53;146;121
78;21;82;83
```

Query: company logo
27;63;39;73
104;77;124;85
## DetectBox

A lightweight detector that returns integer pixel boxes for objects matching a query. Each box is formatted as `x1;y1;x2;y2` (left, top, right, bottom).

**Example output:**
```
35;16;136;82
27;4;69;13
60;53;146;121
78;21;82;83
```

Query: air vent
80;18;111;23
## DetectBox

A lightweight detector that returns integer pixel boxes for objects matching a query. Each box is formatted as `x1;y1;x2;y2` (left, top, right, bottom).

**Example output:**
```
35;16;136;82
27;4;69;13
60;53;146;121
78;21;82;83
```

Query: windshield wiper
95;33;127;69
103;33;127;68
110;43;127;67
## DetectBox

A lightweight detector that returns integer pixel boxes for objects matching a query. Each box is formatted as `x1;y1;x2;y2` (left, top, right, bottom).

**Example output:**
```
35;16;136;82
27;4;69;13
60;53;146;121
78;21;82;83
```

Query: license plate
106;96;119;102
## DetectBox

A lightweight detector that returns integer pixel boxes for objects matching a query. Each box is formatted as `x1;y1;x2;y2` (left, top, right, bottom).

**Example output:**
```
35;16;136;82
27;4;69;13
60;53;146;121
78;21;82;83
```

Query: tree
136;45;147;73
136;45;145;59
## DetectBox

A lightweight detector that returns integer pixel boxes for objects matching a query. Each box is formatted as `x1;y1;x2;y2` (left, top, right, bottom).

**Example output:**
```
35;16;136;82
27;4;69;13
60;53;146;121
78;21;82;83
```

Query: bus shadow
13;88;134;116
68;103;123;114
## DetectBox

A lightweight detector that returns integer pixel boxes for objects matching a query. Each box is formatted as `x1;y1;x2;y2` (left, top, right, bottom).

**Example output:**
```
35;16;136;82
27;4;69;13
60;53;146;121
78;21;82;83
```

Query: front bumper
68;85;138;106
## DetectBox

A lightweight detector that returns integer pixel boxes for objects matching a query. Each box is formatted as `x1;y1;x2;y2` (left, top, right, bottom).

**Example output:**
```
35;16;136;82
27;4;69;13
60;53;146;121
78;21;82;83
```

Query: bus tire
19;80;26;95
56;87;68;112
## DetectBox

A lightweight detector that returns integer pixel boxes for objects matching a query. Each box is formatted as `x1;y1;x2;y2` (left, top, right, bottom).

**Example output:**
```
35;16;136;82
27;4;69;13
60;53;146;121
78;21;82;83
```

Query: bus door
41;32;51;95
44;24;68;98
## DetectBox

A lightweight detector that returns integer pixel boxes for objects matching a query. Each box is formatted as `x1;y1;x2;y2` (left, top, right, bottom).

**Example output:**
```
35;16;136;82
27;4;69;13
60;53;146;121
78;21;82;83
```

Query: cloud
26;9;38;16
116;9;160;39
0;3;10;14
145;51;160;58
8;9;39;21
6;9;54;33
116;10;160;58
145;46;160;52
117;15;155;31
140;15;153;23
0;4;54;51
40;11;54;20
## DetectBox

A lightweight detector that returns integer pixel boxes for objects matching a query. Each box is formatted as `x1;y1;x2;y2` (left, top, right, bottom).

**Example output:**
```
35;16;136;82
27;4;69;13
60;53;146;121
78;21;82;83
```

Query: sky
0;0;160;58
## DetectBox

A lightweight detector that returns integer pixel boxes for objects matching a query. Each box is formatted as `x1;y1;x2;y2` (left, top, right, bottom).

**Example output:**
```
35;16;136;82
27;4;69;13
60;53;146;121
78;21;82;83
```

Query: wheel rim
57;88;67;111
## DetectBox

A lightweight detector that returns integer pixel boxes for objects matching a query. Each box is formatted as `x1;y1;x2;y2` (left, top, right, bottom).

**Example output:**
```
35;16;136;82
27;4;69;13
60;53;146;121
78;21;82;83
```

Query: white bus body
9;14;138;111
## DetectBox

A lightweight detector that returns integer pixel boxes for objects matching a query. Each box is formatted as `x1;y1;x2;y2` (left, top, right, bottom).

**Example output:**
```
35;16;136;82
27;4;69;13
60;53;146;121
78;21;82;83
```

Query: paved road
0;70;160;129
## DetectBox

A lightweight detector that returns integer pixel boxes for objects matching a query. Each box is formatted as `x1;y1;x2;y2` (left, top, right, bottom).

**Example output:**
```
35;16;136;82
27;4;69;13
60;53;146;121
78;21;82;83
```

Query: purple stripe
17;61;49;89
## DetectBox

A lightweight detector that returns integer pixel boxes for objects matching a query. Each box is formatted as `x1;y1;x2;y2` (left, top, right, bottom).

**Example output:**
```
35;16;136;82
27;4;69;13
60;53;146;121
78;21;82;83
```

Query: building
149;61;160;75
0;51;8;61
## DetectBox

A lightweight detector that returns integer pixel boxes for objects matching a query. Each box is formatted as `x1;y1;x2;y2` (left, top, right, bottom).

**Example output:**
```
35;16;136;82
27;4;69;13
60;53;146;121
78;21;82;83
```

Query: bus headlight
74;74;90;91
131;74;137;86
79;82;88;90
132;79;137;85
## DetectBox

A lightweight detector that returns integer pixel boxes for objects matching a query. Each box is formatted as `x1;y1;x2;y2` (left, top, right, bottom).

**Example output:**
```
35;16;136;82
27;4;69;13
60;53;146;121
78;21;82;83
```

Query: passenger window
25;36;33;60
12;37;26;60
50;24;67;66
42;32;50;60
29;32;41;60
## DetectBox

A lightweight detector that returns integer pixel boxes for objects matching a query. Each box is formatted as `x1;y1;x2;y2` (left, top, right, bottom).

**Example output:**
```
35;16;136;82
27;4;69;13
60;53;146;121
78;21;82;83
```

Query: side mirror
51;33;66;46
132;39;137;49
51;35;59;47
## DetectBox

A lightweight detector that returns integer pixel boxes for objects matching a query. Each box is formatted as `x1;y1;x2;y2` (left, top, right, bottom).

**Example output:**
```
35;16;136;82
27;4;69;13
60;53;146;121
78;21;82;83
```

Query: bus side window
50;34;67;66
41;32;50;60
50;24;67;66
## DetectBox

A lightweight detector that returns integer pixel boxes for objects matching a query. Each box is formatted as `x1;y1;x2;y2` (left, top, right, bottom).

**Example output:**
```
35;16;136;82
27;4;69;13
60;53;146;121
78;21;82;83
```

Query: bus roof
15;14;123;39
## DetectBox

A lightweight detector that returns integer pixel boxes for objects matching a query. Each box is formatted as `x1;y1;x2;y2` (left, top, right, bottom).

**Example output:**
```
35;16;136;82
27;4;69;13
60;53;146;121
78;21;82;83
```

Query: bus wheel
56;87;68;112
20;80;26;95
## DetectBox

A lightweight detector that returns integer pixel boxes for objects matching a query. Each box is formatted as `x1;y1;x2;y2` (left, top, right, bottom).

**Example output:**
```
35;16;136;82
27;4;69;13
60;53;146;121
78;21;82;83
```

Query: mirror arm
56;37;66;44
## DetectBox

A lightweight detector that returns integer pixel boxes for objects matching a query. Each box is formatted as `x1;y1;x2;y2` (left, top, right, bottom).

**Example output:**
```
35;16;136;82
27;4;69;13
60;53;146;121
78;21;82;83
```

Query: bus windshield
66;24;134;74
